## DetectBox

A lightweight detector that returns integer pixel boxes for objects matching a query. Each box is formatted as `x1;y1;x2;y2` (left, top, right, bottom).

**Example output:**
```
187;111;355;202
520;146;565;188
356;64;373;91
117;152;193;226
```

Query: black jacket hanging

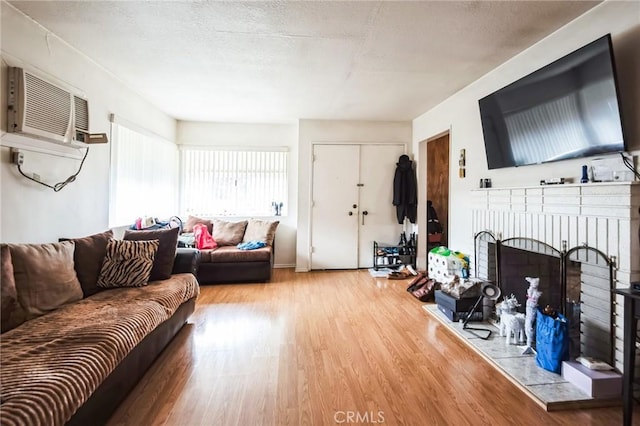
392;155;417;224
427;200;443;234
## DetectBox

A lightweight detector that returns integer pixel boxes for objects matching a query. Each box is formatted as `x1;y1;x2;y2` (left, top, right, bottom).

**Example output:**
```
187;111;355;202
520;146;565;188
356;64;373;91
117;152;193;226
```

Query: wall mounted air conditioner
7;66;90;145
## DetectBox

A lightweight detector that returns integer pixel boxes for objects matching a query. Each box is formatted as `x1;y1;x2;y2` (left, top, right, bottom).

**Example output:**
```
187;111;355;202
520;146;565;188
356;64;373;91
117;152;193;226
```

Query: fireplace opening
499;243;562;314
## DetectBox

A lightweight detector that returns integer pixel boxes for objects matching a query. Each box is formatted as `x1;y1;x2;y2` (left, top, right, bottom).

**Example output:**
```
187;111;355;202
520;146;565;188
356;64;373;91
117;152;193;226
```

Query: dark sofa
0;237;201;426
182;216;278;284
197;243;275;284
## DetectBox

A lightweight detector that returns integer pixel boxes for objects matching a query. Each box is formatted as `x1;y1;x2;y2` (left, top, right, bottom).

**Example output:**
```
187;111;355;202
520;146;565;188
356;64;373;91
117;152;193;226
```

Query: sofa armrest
172;248;201;275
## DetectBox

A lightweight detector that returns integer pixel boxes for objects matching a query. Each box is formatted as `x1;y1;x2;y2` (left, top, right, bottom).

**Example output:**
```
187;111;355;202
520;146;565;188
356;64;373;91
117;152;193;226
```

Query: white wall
296;119;412;271
177;121;298;267
0;2;176;243
413;1;640;265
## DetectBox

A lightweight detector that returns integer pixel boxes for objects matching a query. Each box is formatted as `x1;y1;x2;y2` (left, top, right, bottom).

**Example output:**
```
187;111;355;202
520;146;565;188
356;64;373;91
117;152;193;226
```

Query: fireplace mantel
471;181;639;371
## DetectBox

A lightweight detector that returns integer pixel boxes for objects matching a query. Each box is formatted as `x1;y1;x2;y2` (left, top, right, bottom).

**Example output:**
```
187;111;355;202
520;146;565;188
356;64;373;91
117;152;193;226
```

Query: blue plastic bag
535;308;569;374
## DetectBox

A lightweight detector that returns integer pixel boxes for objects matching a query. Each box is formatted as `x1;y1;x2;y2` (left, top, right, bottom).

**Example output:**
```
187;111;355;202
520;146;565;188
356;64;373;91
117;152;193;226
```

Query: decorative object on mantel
539;177;566;185
479;178;491;188
581;165;589;183
523;277;542;355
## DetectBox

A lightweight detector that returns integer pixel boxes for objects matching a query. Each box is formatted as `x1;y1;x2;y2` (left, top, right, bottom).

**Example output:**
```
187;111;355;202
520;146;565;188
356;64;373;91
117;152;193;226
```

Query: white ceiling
7;1;600;123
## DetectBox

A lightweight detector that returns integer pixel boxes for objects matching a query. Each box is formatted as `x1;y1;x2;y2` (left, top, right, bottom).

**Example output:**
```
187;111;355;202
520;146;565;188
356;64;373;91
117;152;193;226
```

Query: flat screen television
479;34;626;170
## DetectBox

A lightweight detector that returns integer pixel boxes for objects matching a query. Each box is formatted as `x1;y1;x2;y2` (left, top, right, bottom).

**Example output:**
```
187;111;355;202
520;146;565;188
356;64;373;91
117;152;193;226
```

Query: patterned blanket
0;274;199;426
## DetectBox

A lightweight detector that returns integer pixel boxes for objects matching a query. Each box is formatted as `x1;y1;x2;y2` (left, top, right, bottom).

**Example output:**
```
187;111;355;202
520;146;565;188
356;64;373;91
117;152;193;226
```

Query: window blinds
179;148;287;217
109;122;177;227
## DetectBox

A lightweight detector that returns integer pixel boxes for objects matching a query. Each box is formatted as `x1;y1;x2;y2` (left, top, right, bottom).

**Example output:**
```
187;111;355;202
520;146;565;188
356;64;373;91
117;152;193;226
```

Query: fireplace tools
462;284;501;340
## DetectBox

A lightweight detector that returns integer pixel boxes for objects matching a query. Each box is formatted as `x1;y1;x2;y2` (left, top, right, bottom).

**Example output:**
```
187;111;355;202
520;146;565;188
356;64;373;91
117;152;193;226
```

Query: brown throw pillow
9;241;83;320
123;227;179;281
97;239;159;288
60;229;113;297
1;245;27;333
242;219;279;246
212;219;248;246
183;215;213;234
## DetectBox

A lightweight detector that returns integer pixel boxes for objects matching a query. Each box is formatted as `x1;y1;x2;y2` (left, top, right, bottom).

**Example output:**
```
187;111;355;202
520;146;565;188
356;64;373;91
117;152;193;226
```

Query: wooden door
358;145;404;268
311;145;360;269
427;134;450;246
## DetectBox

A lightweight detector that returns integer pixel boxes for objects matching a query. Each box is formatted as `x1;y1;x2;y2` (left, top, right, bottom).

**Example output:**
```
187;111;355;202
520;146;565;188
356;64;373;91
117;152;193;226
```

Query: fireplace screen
474;232;615;365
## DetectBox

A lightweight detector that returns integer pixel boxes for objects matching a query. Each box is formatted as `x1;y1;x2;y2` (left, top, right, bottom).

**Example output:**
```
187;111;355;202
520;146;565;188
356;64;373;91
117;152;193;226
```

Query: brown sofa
182;217;278;284
0;233;201;426
197;243;275;284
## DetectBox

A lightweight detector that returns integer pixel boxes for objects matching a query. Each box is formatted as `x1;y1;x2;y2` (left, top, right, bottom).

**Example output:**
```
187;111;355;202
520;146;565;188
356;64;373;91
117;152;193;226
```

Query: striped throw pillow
97;239;159;288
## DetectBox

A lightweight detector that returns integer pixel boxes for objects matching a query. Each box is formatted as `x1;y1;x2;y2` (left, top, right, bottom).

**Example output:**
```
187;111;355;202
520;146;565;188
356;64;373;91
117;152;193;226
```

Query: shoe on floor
388;268;411;280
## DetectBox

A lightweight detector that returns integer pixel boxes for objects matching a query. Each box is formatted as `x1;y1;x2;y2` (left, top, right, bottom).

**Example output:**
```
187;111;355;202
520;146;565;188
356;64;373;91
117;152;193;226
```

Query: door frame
308;142;407;270
417;128;452;271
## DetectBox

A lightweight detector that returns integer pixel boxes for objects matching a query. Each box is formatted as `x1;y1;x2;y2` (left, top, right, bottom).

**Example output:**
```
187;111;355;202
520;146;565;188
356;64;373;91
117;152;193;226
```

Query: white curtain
109;121;177;227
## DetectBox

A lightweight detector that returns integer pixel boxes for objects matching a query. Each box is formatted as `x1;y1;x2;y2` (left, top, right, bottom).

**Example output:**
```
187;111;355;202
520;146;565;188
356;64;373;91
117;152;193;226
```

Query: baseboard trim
274;264;296;269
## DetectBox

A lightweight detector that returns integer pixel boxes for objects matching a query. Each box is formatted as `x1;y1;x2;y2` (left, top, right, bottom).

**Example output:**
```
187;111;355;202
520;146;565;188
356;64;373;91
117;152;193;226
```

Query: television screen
479;34;626;170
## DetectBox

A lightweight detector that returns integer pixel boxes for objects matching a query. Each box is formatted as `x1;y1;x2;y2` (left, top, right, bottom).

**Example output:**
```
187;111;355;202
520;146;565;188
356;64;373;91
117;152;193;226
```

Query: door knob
362;210;368;225
352;204;357;208
348;211;353;216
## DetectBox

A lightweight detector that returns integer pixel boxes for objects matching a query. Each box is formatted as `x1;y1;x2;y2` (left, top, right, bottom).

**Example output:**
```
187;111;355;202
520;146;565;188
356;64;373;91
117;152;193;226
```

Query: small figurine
501;312;525;344
522;277;542;355
498;294;525;344
498;294;520;314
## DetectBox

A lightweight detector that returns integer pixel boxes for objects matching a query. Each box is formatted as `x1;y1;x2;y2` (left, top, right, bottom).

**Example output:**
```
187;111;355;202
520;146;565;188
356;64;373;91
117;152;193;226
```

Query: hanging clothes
427;200;443;243
427;200;443;233
393;154;417;224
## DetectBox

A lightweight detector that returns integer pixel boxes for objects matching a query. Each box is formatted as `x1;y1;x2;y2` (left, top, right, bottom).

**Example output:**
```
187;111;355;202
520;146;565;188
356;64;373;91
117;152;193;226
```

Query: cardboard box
434;290;478;313
437;304;483;322
561;361;622;398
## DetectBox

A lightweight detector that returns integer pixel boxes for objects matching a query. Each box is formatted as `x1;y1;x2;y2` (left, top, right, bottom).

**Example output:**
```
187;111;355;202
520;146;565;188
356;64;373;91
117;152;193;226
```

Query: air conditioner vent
23;72;71;138
74;96;89;132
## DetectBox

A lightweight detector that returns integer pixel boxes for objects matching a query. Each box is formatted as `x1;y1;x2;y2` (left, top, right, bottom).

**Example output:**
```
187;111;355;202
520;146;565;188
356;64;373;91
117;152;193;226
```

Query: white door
311;145;360;269
358;144;405;267
311;144;404;269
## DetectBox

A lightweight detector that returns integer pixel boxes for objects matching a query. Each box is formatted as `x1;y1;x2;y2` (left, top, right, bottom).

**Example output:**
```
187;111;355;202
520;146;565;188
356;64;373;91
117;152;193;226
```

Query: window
179;147;287;217
109;117;177;227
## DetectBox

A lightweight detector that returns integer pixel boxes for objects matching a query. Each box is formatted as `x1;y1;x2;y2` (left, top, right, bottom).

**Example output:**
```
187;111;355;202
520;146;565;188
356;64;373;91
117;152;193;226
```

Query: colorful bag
535;308;569;374
193;223;217;250
406;273;438;302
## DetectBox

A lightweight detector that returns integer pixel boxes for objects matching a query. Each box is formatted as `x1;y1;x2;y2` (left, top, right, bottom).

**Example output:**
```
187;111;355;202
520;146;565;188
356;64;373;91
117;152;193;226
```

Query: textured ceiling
6;1;600;123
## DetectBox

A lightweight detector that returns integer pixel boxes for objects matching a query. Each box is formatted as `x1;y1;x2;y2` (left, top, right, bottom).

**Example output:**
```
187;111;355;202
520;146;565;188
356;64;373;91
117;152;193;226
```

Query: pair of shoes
388;267;411;280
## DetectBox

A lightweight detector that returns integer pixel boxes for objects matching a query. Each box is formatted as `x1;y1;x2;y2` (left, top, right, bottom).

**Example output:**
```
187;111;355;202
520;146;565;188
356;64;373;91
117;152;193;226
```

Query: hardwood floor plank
107;269;638;425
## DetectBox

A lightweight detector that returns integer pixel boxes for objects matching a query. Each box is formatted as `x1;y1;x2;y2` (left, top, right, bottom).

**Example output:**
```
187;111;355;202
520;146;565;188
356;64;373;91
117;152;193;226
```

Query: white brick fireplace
471;182;640;371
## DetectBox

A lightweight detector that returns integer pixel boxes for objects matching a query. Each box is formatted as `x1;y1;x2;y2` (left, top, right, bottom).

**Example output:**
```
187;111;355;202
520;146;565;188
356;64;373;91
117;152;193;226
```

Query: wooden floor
107;269;637;425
